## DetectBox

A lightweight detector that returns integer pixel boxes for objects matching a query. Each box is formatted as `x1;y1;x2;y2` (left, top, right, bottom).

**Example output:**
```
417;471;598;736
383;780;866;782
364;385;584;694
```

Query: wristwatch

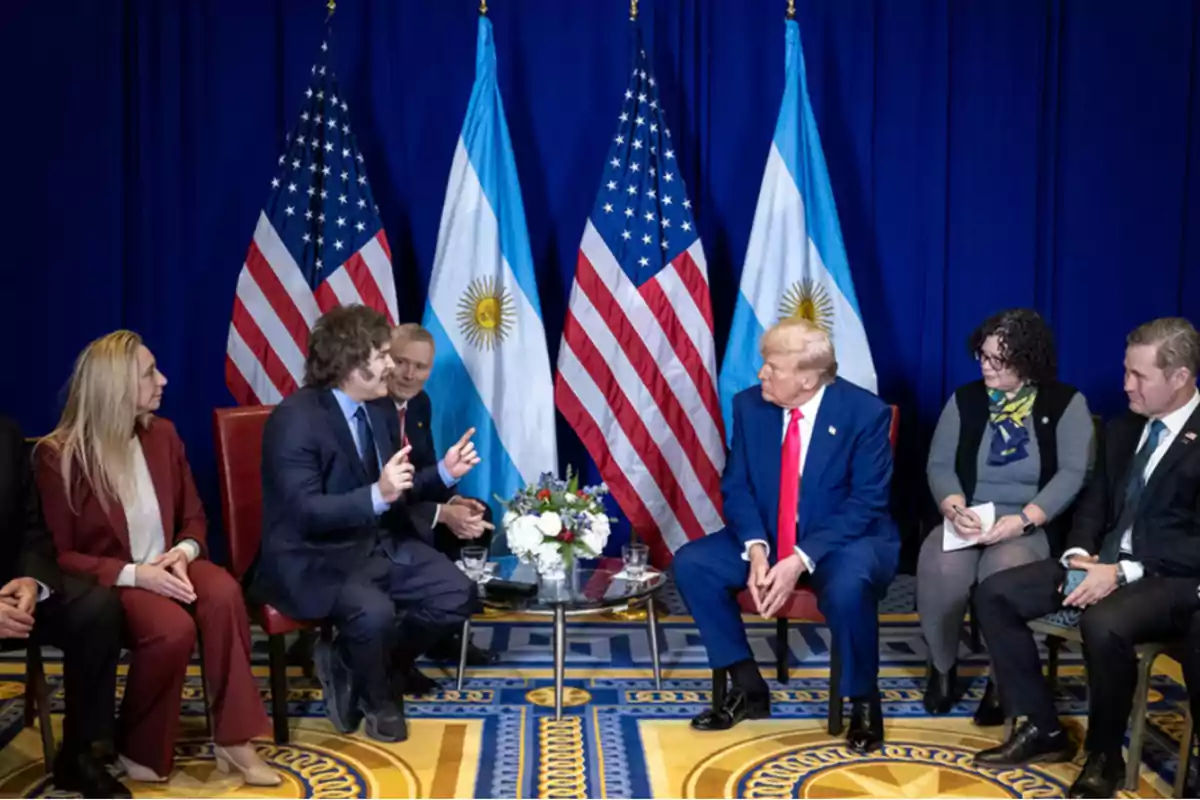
1018;510;1036;534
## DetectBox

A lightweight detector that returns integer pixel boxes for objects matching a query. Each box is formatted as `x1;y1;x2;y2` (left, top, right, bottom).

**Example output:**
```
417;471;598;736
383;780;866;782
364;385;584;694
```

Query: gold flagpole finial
480;0;487;15
786;0;795;19
630;0;638;21
326;0;336;19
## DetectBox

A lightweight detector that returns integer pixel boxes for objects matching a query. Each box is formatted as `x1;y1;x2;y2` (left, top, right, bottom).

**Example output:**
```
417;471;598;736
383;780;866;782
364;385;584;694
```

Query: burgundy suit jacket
34;417;208;587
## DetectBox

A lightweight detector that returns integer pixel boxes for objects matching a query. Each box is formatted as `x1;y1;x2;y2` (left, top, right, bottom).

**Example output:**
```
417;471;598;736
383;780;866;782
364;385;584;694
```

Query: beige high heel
212;743;283;787
117;754;169;783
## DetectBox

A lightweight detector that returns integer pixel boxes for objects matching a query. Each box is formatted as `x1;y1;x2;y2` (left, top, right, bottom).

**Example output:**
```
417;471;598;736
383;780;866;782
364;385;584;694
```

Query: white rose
535;511;563;539
507;515;543;556
581;529;605;556
534;541;564;572
589;513;611;544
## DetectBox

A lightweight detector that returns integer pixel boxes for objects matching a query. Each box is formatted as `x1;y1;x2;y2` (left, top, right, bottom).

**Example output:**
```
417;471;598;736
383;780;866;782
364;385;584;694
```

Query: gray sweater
927;391;1094;520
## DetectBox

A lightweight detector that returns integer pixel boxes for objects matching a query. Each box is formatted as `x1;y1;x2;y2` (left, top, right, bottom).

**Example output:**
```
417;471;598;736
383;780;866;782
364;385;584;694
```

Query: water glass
622;543;649;580
462;546;488;581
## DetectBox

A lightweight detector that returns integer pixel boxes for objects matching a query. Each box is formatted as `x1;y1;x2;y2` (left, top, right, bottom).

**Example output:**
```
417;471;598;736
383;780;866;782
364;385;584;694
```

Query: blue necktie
1099;419;1167;563
353;406;380;483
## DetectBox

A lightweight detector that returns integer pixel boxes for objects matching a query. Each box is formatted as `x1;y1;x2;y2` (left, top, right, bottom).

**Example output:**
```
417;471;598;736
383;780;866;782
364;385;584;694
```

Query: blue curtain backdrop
2;0;1199;566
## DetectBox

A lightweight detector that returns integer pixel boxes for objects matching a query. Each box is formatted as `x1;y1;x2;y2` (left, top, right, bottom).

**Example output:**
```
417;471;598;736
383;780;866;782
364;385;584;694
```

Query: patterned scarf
987;385;1037;466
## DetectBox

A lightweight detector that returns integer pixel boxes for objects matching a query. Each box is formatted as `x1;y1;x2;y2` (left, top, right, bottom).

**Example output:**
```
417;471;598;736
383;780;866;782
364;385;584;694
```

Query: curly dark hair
967;308;1058;384
304;304;392;389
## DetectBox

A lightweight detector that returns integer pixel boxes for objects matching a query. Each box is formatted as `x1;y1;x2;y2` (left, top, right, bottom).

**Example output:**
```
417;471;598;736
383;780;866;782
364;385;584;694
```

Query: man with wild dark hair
257;305;478;743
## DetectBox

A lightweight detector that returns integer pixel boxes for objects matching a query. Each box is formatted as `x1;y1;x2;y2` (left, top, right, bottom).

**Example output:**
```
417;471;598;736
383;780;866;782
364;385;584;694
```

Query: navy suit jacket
723;378;899;567
258;386;409;621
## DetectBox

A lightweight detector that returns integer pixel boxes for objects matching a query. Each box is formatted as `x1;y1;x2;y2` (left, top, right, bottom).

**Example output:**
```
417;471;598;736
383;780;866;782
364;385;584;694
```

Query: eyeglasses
977;352;1009;370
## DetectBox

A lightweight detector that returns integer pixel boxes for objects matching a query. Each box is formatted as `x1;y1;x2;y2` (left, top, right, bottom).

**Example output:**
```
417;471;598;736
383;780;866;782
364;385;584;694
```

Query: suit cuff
116;564;138;588
35;581;51;603
742;540;769;561
1119;560;1144;584
1060;547;1089;568
438;460;459;487
796;548;816;574
172;540;200;563
371;484;391;515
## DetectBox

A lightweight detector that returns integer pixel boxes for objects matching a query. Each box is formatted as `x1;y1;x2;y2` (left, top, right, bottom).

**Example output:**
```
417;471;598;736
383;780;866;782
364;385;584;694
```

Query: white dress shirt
115;439;198;587
743;384;826;573
1061;389;1200;584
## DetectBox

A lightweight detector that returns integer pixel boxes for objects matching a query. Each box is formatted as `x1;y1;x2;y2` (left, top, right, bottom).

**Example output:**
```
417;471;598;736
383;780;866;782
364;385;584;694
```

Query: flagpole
786;0;795;19
326;0;336;20
480;0;487;15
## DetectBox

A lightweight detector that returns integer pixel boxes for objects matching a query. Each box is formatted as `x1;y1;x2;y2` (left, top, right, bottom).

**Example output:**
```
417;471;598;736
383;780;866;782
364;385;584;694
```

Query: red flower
537;489;552;501
557;531;576;544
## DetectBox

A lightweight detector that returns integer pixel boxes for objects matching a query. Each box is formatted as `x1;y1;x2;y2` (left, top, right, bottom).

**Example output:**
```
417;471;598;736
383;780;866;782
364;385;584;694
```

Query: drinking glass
622;543;649;580
462;546;488;581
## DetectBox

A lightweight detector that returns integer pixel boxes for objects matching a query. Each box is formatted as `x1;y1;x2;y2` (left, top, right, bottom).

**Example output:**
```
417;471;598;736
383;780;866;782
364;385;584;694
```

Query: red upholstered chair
213;406;329;744
710;405;900;735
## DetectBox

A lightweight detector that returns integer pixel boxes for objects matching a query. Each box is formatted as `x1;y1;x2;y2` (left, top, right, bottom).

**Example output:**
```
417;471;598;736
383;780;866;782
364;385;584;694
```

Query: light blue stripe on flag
422;16;557;525
718;18;876;438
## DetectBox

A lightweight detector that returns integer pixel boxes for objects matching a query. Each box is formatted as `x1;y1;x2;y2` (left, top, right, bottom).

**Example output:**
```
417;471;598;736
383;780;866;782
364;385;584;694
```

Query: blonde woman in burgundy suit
35;331;280;787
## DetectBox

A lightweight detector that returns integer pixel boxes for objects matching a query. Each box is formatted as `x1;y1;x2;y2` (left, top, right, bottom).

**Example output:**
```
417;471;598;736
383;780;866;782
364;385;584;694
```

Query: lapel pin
1041;416;1050;424
828;426;837;436
1185;431;1196;443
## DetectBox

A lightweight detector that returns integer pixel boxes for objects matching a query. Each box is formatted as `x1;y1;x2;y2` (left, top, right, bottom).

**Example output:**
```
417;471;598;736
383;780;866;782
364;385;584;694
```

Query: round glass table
456;557;668;719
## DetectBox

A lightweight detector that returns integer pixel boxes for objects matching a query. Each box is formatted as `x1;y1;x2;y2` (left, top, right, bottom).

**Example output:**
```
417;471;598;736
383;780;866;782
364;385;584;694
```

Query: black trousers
4;576;123;758
328;539;476;708
976;558;1200;754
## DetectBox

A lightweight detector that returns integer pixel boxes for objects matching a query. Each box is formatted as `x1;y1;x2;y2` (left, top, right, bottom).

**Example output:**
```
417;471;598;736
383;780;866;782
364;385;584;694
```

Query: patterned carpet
0;576;1191;798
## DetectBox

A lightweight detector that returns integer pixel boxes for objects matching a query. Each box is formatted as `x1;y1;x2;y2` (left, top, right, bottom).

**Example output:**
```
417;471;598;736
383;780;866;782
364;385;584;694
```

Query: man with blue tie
973;317;1200;799
258;305;479;743
674;318;899;753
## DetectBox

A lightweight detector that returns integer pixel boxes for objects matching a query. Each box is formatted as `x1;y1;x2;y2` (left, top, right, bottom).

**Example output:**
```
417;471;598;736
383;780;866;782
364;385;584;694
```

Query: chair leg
1045;635;1062;690
776;618;789;684
828;641;844;736
1125;651;1158;792
1175;709;1194;799
27;645;55;770
268;633;291;744
712;668;727;710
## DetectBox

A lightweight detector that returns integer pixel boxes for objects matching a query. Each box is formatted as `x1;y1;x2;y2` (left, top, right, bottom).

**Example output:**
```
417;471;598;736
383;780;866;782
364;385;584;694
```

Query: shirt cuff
438;460;459;487
1060;547;1089;568
796;548;816;574
433;504;442;528
116;564;138;588
371;483;391;515
1119;560;1145;584
35;581;51;603
172;540;200;563
742;539;769;561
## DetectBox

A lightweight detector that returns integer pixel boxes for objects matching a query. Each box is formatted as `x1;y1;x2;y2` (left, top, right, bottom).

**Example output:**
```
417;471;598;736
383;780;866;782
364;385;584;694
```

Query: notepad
942;502;996;552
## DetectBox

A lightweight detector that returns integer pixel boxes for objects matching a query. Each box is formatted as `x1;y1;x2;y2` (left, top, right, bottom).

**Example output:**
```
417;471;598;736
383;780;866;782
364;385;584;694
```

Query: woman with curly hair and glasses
917;308;1094;724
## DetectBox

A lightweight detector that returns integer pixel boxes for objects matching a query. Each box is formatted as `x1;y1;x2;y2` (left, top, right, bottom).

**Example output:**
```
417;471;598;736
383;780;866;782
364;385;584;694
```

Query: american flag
225;36;398;405
555;27;726;565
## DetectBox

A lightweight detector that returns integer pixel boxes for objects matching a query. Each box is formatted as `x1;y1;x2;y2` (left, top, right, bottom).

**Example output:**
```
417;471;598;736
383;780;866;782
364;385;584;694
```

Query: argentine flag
718;17;876;434
422;16;556;518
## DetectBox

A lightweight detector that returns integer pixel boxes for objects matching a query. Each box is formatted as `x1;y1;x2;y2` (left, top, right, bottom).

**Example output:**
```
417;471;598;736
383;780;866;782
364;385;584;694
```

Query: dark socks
729;659;769;699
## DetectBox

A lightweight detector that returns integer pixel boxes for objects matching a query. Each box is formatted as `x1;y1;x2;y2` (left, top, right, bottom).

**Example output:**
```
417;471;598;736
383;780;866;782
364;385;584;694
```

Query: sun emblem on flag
779;279;834;332
457;276;514;350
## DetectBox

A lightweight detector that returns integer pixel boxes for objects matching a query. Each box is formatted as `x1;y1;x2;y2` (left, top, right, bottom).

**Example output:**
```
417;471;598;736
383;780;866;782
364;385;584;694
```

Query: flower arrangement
499;467;613;578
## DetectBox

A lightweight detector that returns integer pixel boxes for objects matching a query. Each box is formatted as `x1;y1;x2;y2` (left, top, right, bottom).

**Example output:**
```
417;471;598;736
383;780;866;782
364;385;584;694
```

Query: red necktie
397;406;410;448
776;408;803;559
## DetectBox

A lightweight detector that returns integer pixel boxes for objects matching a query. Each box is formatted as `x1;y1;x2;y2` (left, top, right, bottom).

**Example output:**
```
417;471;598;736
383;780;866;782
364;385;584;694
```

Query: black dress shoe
428;636;500;666
54;751;131;799
974;719;1075;768
1068;751;1124;799
314;639;363;734
846;694;884;753
972;678;1005;727
923;663;956;715
402;665;441;696
690;689;771;731
360;700;409;743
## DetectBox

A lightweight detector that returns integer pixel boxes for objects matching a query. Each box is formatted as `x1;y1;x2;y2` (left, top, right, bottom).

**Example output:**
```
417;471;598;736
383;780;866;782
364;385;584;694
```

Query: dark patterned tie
1098;419;1167;563
354;406;381;483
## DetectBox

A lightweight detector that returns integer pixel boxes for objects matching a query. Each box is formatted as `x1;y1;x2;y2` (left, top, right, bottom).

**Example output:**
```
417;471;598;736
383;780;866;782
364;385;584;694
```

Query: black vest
953;379;1080;554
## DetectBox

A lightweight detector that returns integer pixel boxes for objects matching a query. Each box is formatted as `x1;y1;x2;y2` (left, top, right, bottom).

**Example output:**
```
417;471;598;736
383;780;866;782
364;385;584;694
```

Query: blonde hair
1128;317;1200;378
390;322;435;353
760;318;838;381
41;330;147;512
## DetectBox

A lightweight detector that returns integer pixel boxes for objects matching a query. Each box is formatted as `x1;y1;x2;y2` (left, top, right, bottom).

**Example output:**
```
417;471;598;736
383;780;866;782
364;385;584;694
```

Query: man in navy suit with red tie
673;318;898;753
